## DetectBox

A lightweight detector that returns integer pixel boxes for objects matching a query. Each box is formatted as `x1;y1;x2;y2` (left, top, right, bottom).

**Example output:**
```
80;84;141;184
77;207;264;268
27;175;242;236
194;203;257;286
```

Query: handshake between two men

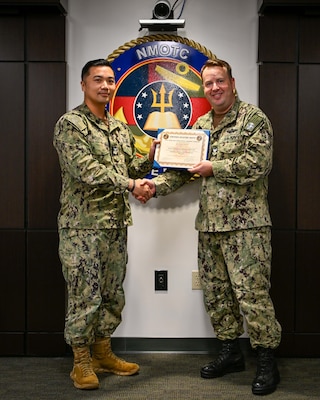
129;138;215;204
130;179;155;204
129;158;214;204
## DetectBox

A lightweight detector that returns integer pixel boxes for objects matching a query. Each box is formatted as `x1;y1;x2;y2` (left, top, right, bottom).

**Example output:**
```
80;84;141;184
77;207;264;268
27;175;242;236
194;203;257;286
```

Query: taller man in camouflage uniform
140;59;282;396
53;59;156;390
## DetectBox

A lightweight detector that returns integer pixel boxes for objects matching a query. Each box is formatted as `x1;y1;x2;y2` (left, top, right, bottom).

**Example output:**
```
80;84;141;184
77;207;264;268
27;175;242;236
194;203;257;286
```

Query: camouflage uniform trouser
58;228;128;347
198;226;281;349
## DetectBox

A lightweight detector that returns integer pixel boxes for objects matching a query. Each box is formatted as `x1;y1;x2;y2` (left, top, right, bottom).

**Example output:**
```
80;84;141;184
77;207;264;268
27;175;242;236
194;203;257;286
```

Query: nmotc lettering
136;44;189;60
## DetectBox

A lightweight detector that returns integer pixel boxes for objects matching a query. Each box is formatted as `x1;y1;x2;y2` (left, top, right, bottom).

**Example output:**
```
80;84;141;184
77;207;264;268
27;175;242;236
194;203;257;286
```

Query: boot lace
256;349;274;376
78;350;95;377
211;342;236;367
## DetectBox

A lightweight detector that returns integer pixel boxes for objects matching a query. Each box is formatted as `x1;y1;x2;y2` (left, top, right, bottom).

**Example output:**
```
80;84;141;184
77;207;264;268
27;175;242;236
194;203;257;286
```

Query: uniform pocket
219;134;244;156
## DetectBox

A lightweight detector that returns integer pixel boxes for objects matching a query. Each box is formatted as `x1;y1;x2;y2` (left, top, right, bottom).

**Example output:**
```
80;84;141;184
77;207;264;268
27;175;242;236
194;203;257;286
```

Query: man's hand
148;139;160;162
133;179;156;203
188;160;213;177
131;179;154;203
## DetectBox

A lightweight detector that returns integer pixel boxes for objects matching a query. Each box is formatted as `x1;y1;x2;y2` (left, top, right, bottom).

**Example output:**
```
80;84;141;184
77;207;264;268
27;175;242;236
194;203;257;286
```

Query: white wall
66;0;259;338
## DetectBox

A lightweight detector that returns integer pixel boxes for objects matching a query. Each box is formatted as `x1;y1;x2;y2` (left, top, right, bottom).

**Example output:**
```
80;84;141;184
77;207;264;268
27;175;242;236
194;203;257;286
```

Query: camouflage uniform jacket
153;97;273;232
53;103;153;229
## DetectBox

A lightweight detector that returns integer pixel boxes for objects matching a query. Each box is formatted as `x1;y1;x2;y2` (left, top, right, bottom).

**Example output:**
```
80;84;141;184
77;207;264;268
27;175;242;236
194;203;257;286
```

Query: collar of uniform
211;96;241;131
75;103;123;132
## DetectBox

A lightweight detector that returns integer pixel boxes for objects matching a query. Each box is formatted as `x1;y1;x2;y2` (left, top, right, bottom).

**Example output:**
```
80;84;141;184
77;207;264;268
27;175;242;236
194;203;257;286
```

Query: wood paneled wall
0;8;66;355
259;2;320;356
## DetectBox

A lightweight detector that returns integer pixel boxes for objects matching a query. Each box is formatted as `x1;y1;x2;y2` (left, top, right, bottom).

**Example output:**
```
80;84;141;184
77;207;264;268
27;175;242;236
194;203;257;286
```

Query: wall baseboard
111;337;253;355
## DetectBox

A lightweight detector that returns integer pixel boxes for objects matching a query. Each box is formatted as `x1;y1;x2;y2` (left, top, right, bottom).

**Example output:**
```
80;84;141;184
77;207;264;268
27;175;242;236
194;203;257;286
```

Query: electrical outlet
192;270;202;290
155;270;168;291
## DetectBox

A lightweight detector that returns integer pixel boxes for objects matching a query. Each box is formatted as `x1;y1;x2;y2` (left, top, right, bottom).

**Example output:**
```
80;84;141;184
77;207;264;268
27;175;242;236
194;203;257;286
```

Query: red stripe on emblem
111;96;135;125
189;98;211;125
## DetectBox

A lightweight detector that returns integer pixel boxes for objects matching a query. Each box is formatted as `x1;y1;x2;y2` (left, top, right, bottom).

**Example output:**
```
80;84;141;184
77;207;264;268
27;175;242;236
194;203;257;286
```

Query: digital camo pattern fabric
153;97;273;233
59;228;128;346
198;228;282;349
53;103;153;230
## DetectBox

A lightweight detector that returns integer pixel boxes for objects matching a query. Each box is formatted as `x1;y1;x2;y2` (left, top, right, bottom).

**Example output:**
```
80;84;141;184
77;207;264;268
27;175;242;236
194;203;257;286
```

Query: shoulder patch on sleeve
244;114;264;132
66;113;88;134
245;122;255;131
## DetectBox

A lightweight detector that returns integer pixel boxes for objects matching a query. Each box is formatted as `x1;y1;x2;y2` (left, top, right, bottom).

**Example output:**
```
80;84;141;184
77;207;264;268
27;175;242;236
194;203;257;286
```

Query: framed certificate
153;128;210;169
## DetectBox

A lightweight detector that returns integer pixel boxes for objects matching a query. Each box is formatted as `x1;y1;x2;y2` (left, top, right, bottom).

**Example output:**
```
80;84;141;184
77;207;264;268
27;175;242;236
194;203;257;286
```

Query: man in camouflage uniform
140;59;281;396
53;59;156;390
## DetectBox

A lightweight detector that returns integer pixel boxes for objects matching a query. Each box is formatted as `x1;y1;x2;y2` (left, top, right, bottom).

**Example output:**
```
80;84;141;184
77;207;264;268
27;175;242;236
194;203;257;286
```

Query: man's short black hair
81;59;113;81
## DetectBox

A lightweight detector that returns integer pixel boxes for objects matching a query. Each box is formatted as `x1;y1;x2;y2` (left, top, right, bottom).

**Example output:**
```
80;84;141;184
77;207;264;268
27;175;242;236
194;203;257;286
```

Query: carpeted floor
0;353;319;399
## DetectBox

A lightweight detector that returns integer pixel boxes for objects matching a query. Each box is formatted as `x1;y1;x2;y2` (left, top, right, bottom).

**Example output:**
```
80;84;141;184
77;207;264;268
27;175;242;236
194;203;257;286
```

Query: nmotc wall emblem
107;35;216;157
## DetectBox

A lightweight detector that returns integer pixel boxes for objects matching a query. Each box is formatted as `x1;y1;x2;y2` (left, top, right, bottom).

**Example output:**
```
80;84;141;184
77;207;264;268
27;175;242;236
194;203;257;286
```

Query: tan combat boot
92;337;140;376
70;346;99;390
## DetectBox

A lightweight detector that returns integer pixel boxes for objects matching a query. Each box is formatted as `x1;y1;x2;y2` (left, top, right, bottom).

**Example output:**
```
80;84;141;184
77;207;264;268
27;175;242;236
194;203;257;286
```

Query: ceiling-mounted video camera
152;0;174;20
139;0;185;32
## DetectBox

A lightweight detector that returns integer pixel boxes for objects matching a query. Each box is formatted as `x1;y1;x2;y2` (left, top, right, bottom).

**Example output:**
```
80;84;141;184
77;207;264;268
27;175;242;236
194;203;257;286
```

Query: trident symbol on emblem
151;83;173;113
143;82;181;131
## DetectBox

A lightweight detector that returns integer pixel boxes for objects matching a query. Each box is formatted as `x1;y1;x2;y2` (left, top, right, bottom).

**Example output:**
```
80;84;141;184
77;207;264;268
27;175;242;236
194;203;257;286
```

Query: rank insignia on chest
211;146;218;156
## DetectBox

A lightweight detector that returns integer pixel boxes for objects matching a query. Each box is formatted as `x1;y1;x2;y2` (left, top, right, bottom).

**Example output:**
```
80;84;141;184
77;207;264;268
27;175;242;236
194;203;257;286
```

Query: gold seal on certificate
153;128;210;169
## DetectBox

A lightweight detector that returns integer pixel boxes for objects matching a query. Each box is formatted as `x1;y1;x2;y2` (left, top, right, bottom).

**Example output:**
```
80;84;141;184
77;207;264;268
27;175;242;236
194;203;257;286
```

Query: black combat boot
252;347;280;395
200;339;245;379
